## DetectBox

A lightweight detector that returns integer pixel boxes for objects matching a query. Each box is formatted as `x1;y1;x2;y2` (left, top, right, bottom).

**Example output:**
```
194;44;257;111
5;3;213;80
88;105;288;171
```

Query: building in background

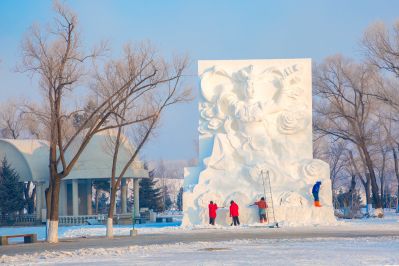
0;130;148;224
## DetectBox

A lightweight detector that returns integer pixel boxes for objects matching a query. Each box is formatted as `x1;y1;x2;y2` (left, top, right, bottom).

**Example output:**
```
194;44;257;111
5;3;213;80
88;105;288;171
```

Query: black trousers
209;217;215;225
232;216;240;226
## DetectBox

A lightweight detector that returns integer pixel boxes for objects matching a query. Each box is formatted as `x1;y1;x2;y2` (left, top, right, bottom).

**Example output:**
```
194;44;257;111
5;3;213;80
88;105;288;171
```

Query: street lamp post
130;178;138;236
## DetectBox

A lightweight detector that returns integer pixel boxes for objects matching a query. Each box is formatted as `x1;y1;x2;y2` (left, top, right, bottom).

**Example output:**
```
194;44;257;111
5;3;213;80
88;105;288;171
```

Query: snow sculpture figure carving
183;59;335;226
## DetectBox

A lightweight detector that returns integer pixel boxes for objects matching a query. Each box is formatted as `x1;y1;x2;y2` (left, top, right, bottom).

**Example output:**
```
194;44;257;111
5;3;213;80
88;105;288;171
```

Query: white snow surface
0;211;398;240
1;212;399;265
0;222;182;241
2;237;399;265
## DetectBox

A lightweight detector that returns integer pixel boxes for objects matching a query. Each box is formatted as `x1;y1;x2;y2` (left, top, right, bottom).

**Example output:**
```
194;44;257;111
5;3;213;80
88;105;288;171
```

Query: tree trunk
95;189;99;214
397;184;399;213
379;150;386;208
366;177;372;213
363;177;373;214
359;175;371;215
349;175;356;215
380;176;384;208
45;185;51;234
47;176;61;243
106;126;122;239
361;145;383;216
393;147;399;213
350;175;356;192
106;187;116;239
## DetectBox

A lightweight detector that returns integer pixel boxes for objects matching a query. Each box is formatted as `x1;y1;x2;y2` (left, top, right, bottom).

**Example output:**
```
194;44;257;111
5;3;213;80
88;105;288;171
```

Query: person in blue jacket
312;181;322;207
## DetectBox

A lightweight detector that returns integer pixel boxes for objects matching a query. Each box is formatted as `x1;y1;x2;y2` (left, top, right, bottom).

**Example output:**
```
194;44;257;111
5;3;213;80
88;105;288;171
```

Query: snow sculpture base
183;59;335;226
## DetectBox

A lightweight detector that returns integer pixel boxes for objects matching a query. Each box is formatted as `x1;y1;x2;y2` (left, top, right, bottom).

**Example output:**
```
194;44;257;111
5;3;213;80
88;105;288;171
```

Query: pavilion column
86;179;93;215
35;182;44;220
42;182;47;220
121;179;127;214
134;178;140;217
72;179;79;216
59;181;67;216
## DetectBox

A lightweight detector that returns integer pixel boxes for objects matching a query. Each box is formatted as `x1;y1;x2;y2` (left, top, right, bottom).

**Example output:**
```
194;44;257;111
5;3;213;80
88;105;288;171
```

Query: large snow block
183;59;335;226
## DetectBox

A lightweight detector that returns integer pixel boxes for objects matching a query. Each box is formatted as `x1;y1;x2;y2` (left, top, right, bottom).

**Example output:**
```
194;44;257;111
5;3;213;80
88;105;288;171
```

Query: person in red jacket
229;200;240;226
208;201;218;225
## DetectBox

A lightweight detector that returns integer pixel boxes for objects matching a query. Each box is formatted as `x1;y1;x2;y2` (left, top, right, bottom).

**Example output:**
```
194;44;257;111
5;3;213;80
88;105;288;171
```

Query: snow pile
2;237;399;265
183;59;335;227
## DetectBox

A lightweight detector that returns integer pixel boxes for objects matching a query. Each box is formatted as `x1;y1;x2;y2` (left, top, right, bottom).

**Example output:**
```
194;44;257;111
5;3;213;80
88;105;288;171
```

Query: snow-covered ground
1;211;398;265
2;237;399;265
0;222;181;242
1;210;398;240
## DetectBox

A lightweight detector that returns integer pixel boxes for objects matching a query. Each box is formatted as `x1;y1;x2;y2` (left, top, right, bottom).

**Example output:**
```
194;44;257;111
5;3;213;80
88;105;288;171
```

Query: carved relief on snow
199;63;310;171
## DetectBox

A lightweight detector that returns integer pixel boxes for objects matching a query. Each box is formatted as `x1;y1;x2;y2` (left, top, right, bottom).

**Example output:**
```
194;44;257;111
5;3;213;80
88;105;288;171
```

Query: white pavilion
0;130;148;223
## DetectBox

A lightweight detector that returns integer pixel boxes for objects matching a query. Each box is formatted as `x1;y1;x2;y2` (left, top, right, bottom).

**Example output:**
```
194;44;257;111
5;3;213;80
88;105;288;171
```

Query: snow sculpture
183;59;336;226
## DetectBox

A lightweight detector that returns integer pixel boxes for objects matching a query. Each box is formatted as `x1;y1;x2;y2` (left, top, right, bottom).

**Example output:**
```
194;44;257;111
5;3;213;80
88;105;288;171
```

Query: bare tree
313;133;348;192
361;20;399;112
347;149;372;214
329;141;347;190
393;145;399;212
380;114;399;212
92;45;190;238
374;118;393;206
19;2;107;242
18;1;190;243
361;21;399;211
314;55;384;216
363;21;399;78
0;101;24;139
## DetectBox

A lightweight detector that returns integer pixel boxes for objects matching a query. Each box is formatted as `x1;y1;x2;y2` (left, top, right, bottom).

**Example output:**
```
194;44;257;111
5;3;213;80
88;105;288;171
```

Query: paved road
1;227;399;256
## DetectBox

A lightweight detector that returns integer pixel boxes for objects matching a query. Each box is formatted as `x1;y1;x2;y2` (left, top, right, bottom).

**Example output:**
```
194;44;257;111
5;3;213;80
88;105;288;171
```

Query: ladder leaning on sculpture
260;170;279;228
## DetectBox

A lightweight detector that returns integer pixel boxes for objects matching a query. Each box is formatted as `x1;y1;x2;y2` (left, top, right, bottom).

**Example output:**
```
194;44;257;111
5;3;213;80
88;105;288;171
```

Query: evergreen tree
97;192;109;214
0;157;25;217
161;185;173;211
176;187;183;211
93;180;110;214
139;169;163;212
336;188;363;218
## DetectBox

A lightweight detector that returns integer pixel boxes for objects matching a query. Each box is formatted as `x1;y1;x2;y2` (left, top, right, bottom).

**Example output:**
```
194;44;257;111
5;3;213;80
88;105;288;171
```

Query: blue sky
1;0;399;161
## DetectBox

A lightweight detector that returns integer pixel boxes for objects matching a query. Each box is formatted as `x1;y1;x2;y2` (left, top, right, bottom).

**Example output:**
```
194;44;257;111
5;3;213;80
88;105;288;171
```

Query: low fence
59;215;106;225
1;211;159;226
0;214;39;226
58;213;150;225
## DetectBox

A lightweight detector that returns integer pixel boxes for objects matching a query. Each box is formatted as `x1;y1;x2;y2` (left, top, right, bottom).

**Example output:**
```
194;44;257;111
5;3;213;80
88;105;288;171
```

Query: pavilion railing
0;214;39;225
58;214;106;225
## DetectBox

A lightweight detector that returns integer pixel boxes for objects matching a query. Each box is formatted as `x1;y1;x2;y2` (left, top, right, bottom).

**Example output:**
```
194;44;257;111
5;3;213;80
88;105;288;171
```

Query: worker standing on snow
229;200;240;226
253;197;268;223
312;181;322;207
208;201;218;225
